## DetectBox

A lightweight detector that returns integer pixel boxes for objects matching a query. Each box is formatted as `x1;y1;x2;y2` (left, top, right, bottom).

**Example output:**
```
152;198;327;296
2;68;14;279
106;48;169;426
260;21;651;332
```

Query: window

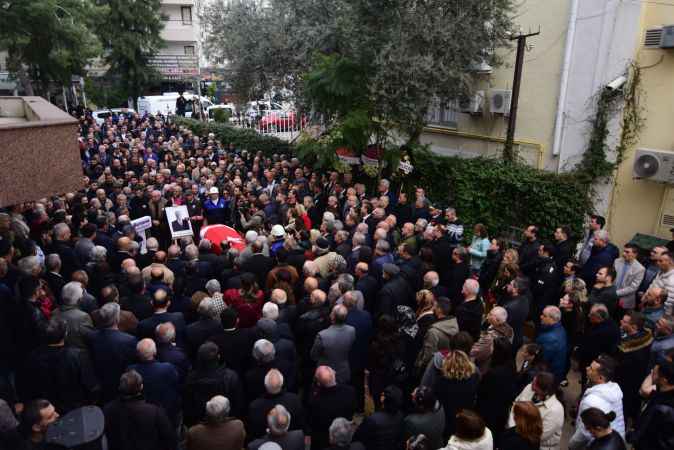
425;97;458;129
181;6;192;25
184;45;195;56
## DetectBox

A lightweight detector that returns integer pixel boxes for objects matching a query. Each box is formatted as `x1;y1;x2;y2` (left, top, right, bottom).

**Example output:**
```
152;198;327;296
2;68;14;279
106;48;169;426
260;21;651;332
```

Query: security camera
606;76;627;91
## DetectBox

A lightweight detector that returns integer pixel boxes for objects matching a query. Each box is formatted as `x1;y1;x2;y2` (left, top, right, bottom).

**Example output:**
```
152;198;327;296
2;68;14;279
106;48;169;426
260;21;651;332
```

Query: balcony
148;55;199;80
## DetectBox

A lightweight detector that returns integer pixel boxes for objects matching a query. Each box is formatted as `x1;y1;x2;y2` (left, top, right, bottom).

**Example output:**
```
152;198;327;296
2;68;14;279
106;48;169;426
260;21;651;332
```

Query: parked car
137;93;213;118
92;108;136;125
207;103;237;123
258;110;307;132
244;100;285;124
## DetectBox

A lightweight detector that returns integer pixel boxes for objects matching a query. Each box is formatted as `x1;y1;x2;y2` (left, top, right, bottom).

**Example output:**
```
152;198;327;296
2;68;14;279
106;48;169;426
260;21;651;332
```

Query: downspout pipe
552;0;580;157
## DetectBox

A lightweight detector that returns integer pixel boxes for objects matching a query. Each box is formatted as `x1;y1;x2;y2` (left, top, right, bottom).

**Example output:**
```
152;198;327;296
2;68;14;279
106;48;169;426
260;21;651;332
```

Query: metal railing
217;111;312;142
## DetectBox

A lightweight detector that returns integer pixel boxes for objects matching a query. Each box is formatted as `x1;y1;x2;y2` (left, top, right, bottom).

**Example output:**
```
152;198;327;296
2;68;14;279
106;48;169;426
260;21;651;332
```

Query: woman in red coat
223;273;264;328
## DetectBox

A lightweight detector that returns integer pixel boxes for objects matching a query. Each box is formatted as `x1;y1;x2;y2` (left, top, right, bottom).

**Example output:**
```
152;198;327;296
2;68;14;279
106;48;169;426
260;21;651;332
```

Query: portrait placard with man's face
166;205;194;238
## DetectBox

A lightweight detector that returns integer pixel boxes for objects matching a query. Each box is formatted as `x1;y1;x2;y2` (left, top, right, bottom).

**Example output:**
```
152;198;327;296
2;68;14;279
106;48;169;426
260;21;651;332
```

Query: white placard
165;205;194;238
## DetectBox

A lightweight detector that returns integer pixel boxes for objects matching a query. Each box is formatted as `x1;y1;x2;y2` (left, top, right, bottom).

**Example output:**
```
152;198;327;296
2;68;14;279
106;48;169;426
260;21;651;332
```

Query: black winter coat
354;410;404;450
308;384;356;450
104;396;177;450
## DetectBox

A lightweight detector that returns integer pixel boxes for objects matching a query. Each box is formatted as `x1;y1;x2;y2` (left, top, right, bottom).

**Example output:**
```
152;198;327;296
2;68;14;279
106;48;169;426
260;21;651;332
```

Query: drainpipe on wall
552;0;579;158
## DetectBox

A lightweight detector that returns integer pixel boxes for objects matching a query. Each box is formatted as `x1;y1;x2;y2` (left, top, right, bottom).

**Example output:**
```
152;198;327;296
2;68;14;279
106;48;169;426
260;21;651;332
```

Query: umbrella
200;224;246;254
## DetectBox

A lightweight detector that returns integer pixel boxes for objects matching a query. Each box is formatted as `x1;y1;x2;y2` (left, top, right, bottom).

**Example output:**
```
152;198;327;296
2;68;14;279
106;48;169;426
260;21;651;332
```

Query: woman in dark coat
431;349;479;438
475;338;518;444
580;408;627;450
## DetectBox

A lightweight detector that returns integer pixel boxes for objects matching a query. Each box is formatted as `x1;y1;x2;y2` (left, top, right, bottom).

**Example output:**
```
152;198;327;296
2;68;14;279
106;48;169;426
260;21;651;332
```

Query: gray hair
90;246;107;263
594;229;610;242
98;302;121;328
267;404;291;435
252;339;276;363
185;244;199;261
543;305;562;323
264;368;284;395
205;395;230;422
463;278;480;296
330;418;356;447
146;237;159;251
53;223;70;239
155;322;176;344
198;297;220;320
375;239;390;253
18;256;41;276
589;303;609;321
205;279;221;295
352;232;366;246
303;260;318;277
61;281;84;306
45;253;61;271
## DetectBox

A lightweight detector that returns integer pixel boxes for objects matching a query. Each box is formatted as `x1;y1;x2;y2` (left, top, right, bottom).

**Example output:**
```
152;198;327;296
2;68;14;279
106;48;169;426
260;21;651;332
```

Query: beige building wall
609;3;674;246
420;0;570;170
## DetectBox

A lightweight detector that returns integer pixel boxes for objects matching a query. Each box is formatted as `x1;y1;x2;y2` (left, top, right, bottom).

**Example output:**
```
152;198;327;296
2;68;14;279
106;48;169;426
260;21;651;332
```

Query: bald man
141;253;175;287
308;366;356;450
456;278;485;341
111;236;135;272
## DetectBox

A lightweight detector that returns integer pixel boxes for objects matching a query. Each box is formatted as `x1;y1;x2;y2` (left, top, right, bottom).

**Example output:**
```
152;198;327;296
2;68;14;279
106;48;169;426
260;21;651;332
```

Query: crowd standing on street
0;109;673;450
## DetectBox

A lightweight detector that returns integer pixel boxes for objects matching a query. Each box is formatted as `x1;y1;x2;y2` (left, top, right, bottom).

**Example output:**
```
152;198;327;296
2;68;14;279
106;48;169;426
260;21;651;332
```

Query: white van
137;93;213;118
92;108;136;125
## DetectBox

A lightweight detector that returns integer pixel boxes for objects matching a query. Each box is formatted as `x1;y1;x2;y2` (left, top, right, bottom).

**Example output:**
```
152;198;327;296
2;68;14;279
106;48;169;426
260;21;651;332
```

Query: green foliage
84;76;129;109
0;0;105;94
409;147;592;240
174;118;290;155
211;108;232;123
95;0;165;104
615;63;644;167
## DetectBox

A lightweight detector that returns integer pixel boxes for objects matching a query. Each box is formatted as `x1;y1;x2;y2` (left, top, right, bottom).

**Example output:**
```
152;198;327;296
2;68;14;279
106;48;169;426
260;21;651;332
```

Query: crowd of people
0;108;673;450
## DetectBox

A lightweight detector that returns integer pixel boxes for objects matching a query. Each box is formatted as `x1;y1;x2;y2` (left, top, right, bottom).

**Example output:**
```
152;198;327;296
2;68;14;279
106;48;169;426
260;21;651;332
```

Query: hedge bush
174;118;291;155
407;148;591;242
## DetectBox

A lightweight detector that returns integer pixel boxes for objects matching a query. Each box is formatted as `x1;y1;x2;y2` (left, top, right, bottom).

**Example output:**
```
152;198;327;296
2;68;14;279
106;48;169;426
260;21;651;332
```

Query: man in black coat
17;317;99;414
354;262;378;313
182;341;244;426
245;339;295;403
88;303;138;403
616;311;653;424
445;247;471;309
247;368;306;440
631;359;674;450
553;226;574;269
136;289;187;348
502;277;531;350
51;223;81;280
308;366;356;450
519;224;541;278
577;303;620;383
104;369;177;450
241;240;274;287
155;322;191;384
375;264;412;318
455;279;485;342
185;297;222;357
532;244;560;319
208;308;255;373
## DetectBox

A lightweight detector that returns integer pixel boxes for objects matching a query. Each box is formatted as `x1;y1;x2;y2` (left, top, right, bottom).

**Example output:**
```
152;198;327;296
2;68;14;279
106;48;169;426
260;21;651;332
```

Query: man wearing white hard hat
203;186;229;225
270;224;287;258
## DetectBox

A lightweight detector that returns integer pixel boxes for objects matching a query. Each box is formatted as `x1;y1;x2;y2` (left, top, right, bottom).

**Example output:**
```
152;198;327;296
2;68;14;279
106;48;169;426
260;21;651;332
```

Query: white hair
18;256;41;276
61;281;84;306
463;278;480;296
146;237;159;251
330;418;356;447
543;305;562;323
205;395;230;422
490;306;508;324
137;338;157;361
253;339;276;363
262;302;280;321
264;368;284;395
267;404;291;435
594;229;610;242
90;246;107;263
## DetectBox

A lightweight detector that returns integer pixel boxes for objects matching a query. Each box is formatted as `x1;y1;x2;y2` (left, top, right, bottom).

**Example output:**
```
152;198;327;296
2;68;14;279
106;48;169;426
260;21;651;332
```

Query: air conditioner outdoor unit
661;25;674;48
633;148;674;183
489;89;512;115
459;91;485;115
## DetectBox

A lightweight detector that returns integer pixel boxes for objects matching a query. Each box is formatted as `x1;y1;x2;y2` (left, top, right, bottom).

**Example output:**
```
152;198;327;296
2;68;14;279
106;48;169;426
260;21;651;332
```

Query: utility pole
504;28;540;162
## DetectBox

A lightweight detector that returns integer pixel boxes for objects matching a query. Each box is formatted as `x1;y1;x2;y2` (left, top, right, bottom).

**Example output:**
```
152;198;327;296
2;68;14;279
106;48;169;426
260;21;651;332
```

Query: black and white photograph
165;205;193;238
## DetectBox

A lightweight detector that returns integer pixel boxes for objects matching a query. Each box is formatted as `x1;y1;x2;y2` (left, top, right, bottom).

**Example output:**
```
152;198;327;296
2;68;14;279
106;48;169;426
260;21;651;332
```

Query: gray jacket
614;258;645;309
311;323;356;383
53;305;95;349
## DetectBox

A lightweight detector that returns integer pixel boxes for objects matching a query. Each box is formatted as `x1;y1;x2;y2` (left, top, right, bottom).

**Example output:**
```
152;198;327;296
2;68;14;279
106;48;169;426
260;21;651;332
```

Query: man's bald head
118;237;132;251
304;277;318;294
315;365;336;387
154;251;167;264
150;266;164;281
167;245;180;258
137;338;156;361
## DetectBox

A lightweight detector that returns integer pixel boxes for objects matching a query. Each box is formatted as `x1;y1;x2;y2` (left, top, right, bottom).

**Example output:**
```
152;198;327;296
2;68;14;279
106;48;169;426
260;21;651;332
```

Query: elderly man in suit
614;242;645;312
311;305;356;384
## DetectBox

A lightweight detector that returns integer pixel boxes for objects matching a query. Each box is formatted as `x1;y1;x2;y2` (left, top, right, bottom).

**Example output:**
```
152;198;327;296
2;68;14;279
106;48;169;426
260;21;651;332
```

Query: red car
258;110;307;132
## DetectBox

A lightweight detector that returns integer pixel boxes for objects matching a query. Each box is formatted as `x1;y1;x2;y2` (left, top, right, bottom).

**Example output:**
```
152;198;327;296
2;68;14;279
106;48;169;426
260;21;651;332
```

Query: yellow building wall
420;0;569;169
609;4;674;247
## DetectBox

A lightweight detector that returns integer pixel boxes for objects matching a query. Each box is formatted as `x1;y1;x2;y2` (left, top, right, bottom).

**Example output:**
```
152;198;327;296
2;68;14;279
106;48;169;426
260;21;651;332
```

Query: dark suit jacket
88;328;138;402
137;312;187;348
156;342;191;384
241;253;275;287
186;318;222;357
247;390;306;439
104;397;177;450
356;275;379;312
308;384;356;450
208;328;255;373
128;360;180;422
52;239;81;280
